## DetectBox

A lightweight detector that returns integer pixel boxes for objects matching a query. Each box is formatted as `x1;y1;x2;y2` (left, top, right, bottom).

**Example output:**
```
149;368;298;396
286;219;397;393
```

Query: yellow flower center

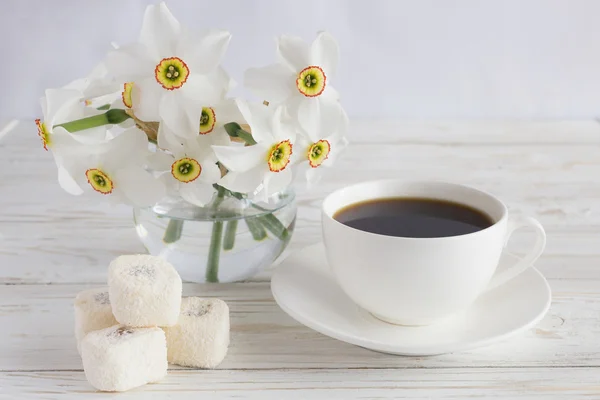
85;168;114;194
267;140;293;172
35;119;51;151
307;139;331;168
84;99;93;106
296;66;327;97
155;57;190;90
199;107;216;134
171;157;201;183
122;82;134;108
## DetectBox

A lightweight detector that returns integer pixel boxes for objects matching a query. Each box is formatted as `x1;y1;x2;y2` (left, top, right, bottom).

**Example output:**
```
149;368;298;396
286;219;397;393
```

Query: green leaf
223;122;256;145
224;122;242;137
245;217;267;241
258;213;289;242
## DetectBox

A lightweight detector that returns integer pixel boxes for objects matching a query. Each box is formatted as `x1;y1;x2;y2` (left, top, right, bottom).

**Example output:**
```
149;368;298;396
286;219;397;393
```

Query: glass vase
133;188;297;283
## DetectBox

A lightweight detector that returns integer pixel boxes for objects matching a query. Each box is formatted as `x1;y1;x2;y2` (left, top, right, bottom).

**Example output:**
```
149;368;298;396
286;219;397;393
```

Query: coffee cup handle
485;216;546;292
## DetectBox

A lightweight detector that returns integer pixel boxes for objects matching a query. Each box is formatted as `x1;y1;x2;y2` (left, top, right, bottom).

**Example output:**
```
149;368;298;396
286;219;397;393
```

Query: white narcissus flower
157;98;241;151
60;128;165;207
37;88;111;195
295;103;349;187
36;88;108;151
212;100;296;201
245;32;340;138
150;128;222;207
106;2;232;134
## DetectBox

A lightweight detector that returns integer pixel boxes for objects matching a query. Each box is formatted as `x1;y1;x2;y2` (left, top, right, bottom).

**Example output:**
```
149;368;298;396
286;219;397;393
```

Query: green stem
205;220;224;282
205;187;227;283
245;217;267;241
258;213;289;242
163;219;184;244
223;220;238;250
54;109;131;132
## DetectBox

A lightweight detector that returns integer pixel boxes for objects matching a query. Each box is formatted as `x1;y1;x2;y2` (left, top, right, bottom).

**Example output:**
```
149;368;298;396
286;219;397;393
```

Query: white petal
305;166;324;188
198;161;221;184
262;168;293;197
87;62;109;79
295;97;319;139
50;126;81;149
291;136;311;165
270;104;296;142
214;99;243;125
39;96;48;120
157;122;185;152
180;98;203;136
102;128;149;171
62;77;87;92
277;35;310;72
55;100;105;129
244;64;295;104
147;150;174;171
219;67;237;92
65;126;109;145
321;85;340;101
324;135;349;166
139;2;181;59
179;181;216;206
205;127;232;147
217;167;265;194
182;73;226;109
212;143;268;172
105;44;154;81
114;167;166;207
310;31;339;77
82;80;122;100
181;29;231;74
207;68;233;98
134;78;162;122
234;99;273;143
271;105;285;140
159;92;193;137
44;88;81;124
185;135;214;162
57;165;84;195
57;155;90;193
159;171;179;192
296;97;341;140
105;189;127;205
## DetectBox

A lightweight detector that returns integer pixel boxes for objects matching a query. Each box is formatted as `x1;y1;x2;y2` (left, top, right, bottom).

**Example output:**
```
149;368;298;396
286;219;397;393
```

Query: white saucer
271;243;551;356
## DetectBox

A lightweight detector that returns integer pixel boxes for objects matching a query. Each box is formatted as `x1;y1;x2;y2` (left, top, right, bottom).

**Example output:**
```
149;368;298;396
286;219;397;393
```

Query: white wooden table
2;120;600;399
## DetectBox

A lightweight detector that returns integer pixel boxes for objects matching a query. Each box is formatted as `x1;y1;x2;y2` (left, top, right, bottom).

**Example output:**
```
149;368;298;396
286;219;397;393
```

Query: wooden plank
2;368;600;399
347;119;600;144
1;280;599;372
6;119;600;145
2;130;600;284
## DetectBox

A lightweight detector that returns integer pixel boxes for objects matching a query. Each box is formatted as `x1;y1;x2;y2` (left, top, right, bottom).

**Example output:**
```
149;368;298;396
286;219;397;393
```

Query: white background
2;0;600;123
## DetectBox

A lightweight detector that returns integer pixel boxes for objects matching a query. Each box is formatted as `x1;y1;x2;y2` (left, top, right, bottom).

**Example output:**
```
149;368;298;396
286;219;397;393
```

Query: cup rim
322;179;508;241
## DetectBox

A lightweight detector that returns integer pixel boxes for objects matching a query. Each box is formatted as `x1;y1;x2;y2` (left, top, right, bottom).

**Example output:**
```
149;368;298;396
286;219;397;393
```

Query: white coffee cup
321;180;546;326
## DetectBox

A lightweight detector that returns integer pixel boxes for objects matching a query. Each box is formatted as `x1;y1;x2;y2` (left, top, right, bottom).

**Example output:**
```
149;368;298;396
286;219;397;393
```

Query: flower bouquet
36;2;348;282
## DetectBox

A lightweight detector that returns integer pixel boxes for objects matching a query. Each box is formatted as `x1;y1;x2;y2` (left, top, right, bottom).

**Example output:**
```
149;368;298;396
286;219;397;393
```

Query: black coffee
333;198;494;238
